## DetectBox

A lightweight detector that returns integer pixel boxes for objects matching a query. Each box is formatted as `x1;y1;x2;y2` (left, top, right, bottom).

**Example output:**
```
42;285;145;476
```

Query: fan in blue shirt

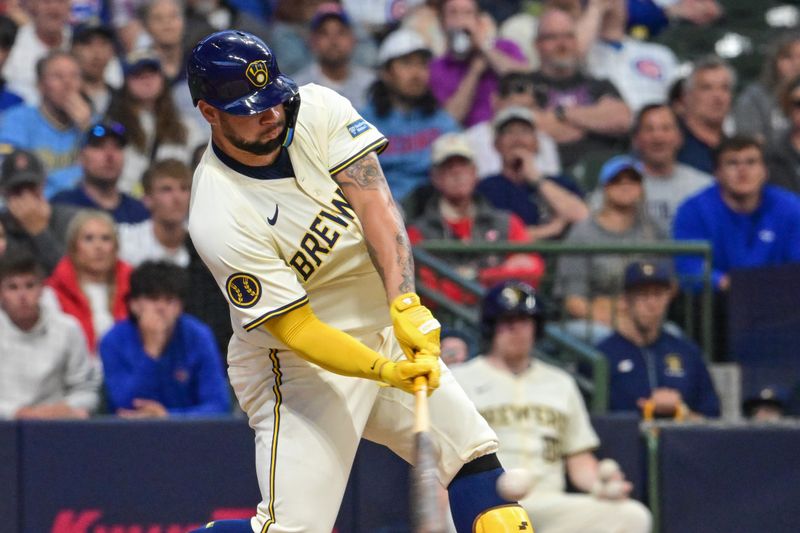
358;28;460;203
673;136;800;291
100;261;230;417
596;260;720;418
476;106;588;240
0;52;99;196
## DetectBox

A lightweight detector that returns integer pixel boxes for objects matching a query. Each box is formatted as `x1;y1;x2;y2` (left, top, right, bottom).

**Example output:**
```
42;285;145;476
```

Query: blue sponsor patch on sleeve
347;119;371;138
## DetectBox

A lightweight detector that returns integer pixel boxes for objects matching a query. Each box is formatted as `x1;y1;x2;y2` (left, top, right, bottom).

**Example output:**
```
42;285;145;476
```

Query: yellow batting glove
414;350;440;392
378;358;439;395
390;293;441;360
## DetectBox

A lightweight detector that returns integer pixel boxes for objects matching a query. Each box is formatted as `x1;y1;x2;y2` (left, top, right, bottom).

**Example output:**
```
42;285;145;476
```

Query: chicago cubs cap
310;2;351;31
431;132;474;166
0;148;46;190
493;106;536;132
377;28;431;66
598;155;644;186
623;260;673;290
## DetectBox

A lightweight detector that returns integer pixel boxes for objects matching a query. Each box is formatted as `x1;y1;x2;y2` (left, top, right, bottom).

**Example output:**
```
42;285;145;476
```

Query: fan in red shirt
406;132;544;303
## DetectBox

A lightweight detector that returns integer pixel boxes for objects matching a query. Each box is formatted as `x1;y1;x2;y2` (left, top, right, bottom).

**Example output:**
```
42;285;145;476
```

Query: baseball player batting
185;31;533;533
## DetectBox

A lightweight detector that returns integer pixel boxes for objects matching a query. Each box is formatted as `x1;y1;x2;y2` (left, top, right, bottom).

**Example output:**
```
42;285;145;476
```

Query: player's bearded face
219;108;287;155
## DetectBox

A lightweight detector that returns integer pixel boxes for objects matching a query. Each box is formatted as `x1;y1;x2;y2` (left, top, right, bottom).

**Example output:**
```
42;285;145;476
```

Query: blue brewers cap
624;260;673;290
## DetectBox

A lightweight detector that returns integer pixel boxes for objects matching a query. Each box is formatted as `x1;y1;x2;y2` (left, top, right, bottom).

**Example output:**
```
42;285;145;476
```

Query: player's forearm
263;303;391;381
566;451;600;492
361;203;415;301
333;152;415;301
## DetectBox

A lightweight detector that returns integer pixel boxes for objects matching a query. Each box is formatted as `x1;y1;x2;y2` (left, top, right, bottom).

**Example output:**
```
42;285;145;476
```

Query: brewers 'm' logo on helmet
246;60;269;88
226;272;262;308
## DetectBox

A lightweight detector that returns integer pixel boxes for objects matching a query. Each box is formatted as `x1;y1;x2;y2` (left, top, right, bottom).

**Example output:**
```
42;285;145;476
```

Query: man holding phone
430;0;529;127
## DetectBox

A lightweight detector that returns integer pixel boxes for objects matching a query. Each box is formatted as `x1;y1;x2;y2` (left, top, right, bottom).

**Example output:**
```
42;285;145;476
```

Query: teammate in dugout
452;281;652;533
185;31;533;533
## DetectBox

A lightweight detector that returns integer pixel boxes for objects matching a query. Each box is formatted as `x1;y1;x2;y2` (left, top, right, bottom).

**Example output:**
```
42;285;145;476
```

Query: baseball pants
227;326;498;533
520;491;652;533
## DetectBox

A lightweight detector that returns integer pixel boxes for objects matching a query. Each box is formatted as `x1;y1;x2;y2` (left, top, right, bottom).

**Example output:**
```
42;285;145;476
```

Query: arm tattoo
335;151;416;295
333;152;386;190
365;239;386;283
395;219;415;294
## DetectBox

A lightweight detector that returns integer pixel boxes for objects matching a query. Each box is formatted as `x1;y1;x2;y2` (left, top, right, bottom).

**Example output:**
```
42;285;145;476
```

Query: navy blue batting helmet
481;280;544;339
187;31;300;144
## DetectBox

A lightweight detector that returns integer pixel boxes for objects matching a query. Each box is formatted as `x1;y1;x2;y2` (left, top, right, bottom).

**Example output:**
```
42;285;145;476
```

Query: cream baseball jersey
452;356;599;492
189;83;390;354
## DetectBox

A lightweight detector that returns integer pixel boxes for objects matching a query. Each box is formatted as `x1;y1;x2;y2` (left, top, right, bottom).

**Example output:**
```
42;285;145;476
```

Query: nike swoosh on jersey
267;205;279;225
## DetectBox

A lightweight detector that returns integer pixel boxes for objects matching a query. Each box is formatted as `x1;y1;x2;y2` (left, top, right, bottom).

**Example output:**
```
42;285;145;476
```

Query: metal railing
413;241;714;412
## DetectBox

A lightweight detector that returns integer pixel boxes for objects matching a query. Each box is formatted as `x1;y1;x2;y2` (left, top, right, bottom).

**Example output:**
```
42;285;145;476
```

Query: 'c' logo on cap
246;60;269;88
226;273;261;308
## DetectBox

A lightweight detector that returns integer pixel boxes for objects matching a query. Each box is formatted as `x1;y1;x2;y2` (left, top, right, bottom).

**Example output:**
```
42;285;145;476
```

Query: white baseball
496;469;534;501
597;458;620;481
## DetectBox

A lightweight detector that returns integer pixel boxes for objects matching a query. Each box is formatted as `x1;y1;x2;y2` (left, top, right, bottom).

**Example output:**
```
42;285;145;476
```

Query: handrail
412;240;716;413
417;240;711;255
414;240;715;361
413;246;614;412
412;247;485;295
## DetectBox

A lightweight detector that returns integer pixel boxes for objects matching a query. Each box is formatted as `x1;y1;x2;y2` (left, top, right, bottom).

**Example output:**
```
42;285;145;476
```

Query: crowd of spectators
0;0;797;432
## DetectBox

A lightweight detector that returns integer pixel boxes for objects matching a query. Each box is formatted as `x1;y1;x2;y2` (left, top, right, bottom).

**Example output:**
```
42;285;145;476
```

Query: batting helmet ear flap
281;93;301;147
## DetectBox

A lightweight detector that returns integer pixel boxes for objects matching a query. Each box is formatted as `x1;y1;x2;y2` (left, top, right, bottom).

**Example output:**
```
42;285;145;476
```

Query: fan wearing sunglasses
50;121;150;225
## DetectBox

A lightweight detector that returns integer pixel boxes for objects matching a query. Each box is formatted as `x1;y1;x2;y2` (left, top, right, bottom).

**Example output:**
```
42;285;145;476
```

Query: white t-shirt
117;110;208;195
2;24;71;105
189;83;390;362
452;356;599;493
588;163;713;235
118;219;190;267
586;38;679;113
292;62;375;111
80;281;114;345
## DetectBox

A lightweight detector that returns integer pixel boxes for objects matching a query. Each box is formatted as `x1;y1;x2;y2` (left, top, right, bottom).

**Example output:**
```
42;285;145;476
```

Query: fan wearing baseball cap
50;122;150;224
292;2;374;109
0;148;80;274
406;132;545;302
554;155;665;344
596;260;721;419
359;28;459;204
476;105;588;241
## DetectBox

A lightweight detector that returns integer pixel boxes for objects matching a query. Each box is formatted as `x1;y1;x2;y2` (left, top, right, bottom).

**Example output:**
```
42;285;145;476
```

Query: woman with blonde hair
47;210;132;353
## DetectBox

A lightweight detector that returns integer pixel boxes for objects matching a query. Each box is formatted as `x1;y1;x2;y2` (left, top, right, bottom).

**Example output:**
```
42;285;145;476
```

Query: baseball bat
411;376;448;533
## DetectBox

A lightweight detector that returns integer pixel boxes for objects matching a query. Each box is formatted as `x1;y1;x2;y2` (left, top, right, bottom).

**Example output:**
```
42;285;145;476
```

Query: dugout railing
412;241;714;413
